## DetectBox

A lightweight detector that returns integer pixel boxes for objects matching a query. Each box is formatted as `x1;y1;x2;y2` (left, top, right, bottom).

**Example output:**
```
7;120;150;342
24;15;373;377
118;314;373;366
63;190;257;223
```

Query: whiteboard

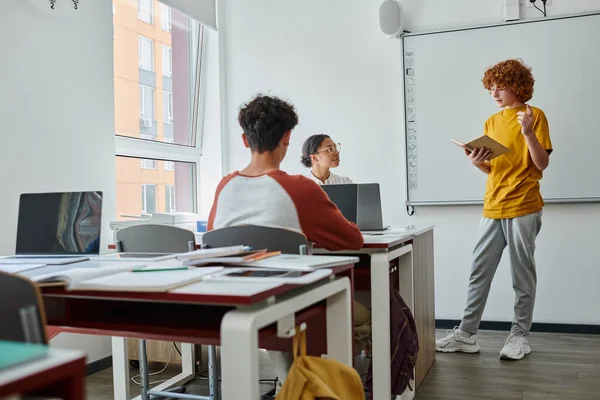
402;13;600;206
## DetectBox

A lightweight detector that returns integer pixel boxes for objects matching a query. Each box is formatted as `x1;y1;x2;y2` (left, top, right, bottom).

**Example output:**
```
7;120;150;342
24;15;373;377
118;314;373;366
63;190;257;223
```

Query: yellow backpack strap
292;326;307;359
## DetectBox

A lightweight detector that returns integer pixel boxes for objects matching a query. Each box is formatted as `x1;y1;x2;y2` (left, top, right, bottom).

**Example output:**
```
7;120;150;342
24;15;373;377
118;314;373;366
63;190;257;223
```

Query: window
163;91;173;123
165;185;176;212
142;184;157;214
162;45;172;78
141;159;156;169
114;0;205;222
138;36;154;72
161;3;172;32
140;85;155;121
138;0;153;24
116;156;194;219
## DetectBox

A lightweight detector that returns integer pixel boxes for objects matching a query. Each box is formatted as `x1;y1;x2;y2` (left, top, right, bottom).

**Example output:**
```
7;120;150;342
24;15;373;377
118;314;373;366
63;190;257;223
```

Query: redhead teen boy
436;59;552;360
207;94;371;390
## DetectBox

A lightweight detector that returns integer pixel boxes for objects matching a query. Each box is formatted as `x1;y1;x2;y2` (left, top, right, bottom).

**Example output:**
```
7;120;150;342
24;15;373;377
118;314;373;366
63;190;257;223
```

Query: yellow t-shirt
483;105;553;219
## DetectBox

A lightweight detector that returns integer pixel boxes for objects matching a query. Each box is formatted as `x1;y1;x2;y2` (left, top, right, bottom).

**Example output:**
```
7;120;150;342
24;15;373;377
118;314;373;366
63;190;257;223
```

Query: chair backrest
0;272;47;344
202;225;310;255
115;224;196;253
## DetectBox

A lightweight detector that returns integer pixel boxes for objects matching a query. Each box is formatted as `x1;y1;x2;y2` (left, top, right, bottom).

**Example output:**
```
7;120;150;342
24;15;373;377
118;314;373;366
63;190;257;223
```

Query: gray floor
86;330;600;399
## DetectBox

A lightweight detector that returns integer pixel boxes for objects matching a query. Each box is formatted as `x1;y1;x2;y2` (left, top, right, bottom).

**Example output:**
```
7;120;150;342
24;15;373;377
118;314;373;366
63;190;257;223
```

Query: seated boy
207;94;371;389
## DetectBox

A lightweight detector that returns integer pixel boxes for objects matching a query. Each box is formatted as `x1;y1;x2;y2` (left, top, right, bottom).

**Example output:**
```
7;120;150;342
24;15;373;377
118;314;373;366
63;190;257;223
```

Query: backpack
276;329;365;400
365;287;419;397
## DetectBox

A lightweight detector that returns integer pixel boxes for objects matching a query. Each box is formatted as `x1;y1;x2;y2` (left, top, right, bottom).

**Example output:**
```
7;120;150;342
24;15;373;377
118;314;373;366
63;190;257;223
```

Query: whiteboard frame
401;11;600;207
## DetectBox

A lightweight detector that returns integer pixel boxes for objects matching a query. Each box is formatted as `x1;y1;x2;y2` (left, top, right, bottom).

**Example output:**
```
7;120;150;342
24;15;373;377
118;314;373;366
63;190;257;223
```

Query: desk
0;347;86;400
41;263;356;400
314;226;436;400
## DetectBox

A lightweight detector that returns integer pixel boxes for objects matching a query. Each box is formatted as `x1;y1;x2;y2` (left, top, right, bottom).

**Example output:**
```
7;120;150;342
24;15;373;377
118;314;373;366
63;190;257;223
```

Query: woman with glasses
301;134;352;185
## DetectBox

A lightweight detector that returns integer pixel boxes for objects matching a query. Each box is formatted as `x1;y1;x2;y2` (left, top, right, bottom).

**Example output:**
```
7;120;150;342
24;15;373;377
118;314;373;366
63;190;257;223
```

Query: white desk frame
110;277;353;400
371;244;415;400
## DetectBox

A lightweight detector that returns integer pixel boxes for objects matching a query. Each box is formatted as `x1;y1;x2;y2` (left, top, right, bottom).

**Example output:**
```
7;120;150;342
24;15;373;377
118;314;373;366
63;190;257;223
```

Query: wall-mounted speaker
379;0;405;39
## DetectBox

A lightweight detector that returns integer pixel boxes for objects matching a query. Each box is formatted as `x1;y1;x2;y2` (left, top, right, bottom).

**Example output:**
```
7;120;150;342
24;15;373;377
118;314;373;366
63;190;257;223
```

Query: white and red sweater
207;170;364;251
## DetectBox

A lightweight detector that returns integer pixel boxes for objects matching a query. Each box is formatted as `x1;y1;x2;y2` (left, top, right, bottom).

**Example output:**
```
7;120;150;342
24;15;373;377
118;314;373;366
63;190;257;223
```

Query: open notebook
69;267;224;292
31;264;143;289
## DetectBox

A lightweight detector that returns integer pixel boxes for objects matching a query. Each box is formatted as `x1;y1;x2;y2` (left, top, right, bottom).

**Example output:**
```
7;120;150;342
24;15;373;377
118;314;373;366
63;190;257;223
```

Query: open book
450;135;509;160
69;267;224;292
31;264;142;289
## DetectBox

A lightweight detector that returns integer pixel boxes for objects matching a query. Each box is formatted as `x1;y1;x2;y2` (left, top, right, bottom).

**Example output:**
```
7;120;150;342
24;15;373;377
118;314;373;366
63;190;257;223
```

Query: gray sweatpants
459;211;542;336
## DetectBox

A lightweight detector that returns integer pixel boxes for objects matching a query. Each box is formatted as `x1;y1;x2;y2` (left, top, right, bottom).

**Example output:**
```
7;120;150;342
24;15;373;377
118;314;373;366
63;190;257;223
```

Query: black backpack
365;287;419;397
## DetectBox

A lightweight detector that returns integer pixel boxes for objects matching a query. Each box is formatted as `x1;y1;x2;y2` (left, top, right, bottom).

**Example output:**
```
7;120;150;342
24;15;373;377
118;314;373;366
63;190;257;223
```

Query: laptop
321;183;390;231
2;191;103;263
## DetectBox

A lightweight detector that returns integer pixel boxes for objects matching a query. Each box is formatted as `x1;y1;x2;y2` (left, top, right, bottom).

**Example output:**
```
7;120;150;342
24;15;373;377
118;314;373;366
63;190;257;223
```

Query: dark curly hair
300;134;330;168
238;94;299;153
482;59;535;103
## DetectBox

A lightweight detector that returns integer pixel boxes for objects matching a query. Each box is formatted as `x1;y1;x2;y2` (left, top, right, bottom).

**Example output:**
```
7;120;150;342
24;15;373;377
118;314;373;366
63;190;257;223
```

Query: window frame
141;183;157;214
161;3;172;32
138;36;155;72
138;0;153;24
116;7;206;215
165;184;176;212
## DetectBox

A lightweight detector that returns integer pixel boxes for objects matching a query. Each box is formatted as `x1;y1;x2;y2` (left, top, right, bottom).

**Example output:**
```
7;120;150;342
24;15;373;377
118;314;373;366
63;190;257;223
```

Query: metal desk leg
139;339;150;400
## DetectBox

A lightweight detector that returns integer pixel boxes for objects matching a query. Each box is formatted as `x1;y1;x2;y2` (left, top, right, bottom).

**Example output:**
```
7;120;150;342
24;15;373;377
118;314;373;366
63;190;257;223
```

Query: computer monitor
321;183;388;231
15;191;103;255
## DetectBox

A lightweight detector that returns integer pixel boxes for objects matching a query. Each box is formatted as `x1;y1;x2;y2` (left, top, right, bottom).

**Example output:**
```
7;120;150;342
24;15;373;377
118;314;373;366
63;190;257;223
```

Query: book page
71;266;224;292
33;264;142;288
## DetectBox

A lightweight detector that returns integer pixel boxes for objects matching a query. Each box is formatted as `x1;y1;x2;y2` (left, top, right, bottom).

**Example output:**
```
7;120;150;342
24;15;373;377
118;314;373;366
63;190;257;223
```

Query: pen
132;267;189;273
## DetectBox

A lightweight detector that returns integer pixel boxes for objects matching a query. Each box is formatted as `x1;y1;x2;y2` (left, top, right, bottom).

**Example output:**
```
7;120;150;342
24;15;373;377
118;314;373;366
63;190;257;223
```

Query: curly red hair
482;59;535;103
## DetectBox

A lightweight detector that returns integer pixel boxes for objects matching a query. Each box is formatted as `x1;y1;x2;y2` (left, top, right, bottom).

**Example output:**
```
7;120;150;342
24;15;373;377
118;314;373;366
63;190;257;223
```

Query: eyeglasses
315;143;341;155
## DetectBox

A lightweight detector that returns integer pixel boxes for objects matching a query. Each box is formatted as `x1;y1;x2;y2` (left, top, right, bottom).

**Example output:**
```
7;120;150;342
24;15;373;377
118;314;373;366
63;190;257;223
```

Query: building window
138;36;154;72
164;161;175;171
116;156;194;218
141;159;156;169
142;184;157;214
140;85;155;121
162;45;172;78
138;0;153;24
163;91;173;124
165;184;176;212
161;3;172;32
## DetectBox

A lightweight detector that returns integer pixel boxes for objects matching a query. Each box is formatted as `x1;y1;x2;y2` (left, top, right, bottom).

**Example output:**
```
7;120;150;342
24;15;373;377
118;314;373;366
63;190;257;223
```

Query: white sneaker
435;327;480;353
500;333;531;360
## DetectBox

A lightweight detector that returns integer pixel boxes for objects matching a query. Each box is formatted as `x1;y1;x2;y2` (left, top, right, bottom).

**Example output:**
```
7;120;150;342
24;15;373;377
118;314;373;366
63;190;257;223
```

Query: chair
202;225;310;255
0;272;48;344
202;225;310;396
115;224;196;253
115;224;196;399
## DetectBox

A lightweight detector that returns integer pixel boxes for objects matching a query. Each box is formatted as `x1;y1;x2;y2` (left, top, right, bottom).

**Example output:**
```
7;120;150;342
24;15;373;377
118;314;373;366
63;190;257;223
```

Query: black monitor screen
16;191;103;255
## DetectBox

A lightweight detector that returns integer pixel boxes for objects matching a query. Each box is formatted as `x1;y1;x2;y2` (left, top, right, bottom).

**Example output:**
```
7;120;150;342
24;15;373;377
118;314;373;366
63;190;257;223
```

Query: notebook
70;267;224;292
230;254;360;271
31;264;142;289
175;245;252;262
181;250;280;267
0;340;48;371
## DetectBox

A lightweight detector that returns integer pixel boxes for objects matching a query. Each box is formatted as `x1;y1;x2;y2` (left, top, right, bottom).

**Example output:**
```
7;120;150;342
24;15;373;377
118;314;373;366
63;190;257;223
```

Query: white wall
0;0;117;361
219;0;600;325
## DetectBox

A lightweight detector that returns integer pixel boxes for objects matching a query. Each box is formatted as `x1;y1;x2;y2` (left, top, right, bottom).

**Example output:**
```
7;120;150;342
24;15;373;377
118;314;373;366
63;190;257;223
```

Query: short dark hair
300;134;330;168
237;94;299;153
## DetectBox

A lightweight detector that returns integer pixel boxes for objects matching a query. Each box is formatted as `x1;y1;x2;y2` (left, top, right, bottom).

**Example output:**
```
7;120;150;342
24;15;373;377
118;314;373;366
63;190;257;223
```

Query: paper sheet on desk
0;263;46;274
230;254;359;271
